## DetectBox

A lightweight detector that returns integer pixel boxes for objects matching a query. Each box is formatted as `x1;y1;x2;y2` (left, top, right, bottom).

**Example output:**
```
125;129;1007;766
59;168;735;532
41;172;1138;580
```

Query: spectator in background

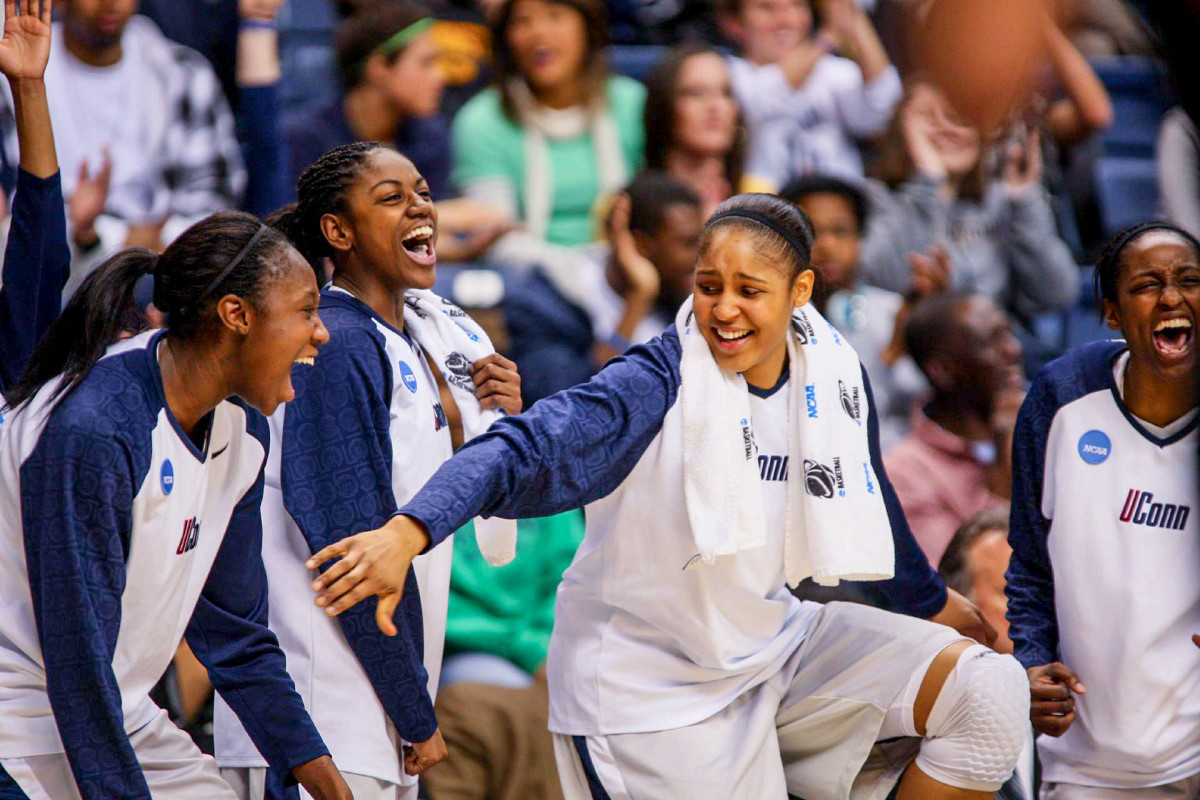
885;291;1024;566
718;0;900;187
453;0;645;306
1;0;245;275
862;80;1080;328
506;170;701;405
643;42;766;219
1157;107;1200;240
937;507;1014;655
1056;0;1152;58
783;173;932;449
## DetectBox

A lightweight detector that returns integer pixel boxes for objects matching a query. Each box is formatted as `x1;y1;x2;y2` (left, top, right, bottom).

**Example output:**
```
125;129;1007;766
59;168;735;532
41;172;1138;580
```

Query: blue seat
1090;57;1174;159
608;45;668;82
1093;156;1159;238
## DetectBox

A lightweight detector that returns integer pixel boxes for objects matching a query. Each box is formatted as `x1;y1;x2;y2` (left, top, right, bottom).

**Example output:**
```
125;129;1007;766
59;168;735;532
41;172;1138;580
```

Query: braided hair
1093;221;1200;308
272;141;390;274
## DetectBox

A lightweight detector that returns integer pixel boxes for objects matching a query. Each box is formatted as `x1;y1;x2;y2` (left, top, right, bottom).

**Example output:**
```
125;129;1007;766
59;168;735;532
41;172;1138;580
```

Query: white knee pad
915;644;1030;792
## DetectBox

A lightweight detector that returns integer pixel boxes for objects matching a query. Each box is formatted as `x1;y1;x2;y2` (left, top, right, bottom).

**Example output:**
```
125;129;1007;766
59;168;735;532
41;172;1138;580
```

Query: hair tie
362;17;433;66
196;224;269;304
706;208;811;263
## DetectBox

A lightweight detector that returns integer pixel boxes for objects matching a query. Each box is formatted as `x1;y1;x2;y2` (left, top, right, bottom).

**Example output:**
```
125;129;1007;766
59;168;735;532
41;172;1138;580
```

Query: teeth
716;329;751;341
294;356;315;366
1155;318;1193;332
403;225;433;243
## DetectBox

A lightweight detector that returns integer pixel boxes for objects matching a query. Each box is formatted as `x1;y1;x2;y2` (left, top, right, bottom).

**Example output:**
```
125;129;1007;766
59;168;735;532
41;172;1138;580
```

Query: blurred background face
672;52;739;160
941;296;1024;413
733;0;812;66
965;529;1014;655
64;0;137;50
797;192;861;295
637;203;704;306
381;33;446;118
907;82;982;179
506;0;589;95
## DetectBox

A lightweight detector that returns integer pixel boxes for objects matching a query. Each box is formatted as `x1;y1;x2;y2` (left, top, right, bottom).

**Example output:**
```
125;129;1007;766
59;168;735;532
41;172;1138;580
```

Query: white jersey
215;289;454;787
1008;341;1200;788
0;330;325;796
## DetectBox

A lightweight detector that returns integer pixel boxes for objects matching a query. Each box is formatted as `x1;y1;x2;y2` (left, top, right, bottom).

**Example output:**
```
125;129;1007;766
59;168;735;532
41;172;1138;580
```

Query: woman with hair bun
0;206;347;800
307;193;1031;799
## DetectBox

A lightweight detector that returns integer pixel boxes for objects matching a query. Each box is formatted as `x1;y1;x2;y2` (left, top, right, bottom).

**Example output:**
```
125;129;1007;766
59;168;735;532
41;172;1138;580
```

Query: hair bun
151;262;172;314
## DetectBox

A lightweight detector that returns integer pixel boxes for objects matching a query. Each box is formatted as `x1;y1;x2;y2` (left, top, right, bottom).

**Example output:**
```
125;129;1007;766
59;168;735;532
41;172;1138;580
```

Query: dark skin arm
1027;661;1086;737
2;0;56;178
471;352;522;416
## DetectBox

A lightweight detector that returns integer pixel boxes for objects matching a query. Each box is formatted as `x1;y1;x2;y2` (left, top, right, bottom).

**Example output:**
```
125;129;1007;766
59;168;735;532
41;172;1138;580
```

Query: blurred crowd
3;0;1186;797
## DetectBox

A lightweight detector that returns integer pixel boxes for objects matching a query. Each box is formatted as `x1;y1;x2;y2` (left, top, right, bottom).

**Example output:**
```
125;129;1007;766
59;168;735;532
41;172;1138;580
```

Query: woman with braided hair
214;141;523;800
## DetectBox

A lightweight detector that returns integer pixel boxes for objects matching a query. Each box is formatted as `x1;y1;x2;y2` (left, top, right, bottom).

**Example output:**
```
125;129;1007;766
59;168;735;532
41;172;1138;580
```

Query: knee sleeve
915;644;1030;792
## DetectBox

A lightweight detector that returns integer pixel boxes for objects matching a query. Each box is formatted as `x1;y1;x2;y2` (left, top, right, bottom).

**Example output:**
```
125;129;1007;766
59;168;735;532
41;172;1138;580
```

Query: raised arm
0;0;70;393
186;444;350;800
21;417;148;799
306;331;684;631
235;0;290;218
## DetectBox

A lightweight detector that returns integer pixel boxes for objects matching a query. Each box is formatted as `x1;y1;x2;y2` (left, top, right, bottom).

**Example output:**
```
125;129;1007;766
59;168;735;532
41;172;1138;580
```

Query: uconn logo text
1119;489;1190;531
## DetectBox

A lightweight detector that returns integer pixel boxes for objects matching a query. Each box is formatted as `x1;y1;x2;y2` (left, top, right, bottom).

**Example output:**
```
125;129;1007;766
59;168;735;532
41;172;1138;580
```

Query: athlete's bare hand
291;754;353;800
927;587;998;646
306;515;431;636
0;0;52;82
404;729;447;776
1028;662;1086;737
472;353;522;415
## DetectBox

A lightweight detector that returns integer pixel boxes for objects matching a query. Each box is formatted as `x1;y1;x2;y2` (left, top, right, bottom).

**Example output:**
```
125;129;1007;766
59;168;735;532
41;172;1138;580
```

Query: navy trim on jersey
140;329;212;462
1105;360;1200;448
1007;340;1126;669
398;332;947;618
280;289;437;743
747;360;790;399
572;736;612;800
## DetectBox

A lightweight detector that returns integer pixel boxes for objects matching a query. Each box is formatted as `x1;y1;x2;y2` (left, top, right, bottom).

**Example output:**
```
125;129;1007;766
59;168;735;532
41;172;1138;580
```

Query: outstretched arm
0;0;70;393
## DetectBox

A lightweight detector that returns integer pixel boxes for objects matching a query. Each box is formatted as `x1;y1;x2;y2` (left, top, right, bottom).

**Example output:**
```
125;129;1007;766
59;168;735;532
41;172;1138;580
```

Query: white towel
402;289;519;566
675;297;895;587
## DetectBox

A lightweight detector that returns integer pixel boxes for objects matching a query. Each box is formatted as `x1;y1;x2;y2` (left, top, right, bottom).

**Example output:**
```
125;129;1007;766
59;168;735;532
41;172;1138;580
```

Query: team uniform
216;287;454;799
0;330;329;800
1008;340;1200;797
392;326;1028;799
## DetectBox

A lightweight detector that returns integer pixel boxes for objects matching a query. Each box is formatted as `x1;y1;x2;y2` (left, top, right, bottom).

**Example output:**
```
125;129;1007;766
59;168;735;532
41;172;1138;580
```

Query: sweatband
706;208;812;263
372;17;434;60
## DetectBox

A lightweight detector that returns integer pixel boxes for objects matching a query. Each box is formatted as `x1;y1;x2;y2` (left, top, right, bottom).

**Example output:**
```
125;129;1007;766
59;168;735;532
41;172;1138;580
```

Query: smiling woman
0;211;350;800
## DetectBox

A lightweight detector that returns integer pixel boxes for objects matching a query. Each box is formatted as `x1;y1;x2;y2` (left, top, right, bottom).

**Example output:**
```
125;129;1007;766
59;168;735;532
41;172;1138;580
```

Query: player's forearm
10;77;56;178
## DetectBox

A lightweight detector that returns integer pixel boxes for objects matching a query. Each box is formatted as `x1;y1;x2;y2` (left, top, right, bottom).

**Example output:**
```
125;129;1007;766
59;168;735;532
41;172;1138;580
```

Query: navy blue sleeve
19;417;149;800
185;421;329;776
0;169;70;393
1006;371;1059;669
399;331;682;543
281;327;438;744
236;84;291;219
861;364;948;617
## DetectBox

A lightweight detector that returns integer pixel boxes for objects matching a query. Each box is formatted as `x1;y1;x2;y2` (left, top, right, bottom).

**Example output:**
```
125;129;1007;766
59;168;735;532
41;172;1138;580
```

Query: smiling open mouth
402;225;435;261
715;328;751;342
294;356;315;366
1153;317;1193;356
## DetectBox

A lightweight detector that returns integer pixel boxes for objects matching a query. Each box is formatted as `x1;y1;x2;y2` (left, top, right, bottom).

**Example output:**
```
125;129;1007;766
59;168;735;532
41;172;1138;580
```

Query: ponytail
7;249;155;409
8;211;290;411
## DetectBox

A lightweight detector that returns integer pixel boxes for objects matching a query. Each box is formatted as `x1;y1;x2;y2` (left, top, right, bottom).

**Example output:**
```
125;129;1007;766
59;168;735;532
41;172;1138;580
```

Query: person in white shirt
1008;222;1200;799
717;0;900;186
307;193;1032;800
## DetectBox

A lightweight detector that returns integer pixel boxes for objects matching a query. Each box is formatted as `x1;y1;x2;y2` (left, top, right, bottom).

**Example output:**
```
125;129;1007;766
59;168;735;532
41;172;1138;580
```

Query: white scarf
402;290;518;566
508;79;627;240
675;297;895;587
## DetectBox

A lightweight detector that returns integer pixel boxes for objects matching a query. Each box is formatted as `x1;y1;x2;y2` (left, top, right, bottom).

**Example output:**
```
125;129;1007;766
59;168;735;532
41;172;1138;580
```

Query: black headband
706;208;810;262
197;224;269;303
1106;222;1200;267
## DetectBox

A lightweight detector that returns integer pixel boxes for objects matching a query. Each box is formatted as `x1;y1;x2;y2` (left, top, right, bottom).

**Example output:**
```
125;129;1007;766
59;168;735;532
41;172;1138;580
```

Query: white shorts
0;709;236;800
555;602;967;800
220;767;416;800
1040;775;1200;799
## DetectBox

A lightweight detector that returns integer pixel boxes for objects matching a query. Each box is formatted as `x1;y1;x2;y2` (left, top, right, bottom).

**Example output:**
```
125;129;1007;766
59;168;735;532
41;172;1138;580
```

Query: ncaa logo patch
398;361;419;393
1078;430;1111;465
160;460;175;495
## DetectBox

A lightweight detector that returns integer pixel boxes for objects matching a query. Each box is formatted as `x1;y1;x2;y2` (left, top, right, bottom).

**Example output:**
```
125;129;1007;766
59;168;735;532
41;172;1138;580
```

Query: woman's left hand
472;353;522;415
928;587;998;647
1002;127;1044;196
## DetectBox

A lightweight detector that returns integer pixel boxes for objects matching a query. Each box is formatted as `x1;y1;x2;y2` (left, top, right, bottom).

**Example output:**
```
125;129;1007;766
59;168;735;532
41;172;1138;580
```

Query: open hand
927;587;998;647
1003;127;1044;196
404;729;447;776
906;244;951;299
0;0;51;82
306;515;432;636
1028;661;1086;737
68;149;112;244
472;353;521;415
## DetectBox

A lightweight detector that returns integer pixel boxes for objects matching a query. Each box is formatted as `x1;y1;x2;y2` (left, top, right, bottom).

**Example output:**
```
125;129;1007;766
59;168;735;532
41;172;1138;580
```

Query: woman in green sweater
452;0;645;306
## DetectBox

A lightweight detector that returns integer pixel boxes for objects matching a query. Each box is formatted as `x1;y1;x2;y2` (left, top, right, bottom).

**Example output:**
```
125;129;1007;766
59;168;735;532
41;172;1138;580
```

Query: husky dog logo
403;295;428;319
444;352;474;391
838;380;861;424
803;459;836;498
